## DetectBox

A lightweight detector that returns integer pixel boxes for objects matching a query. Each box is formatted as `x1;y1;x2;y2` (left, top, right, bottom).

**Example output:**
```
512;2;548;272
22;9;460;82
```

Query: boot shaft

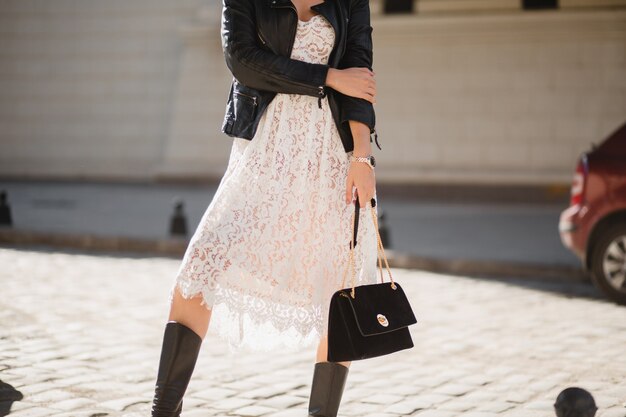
308;361;349;417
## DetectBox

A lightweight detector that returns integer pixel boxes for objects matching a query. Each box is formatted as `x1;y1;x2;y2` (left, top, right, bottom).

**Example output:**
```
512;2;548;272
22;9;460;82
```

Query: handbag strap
340;195;396;298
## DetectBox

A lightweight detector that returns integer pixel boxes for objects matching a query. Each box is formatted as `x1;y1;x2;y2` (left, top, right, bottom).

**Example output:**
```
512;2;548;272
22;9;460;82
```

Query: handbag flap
339;282;417;337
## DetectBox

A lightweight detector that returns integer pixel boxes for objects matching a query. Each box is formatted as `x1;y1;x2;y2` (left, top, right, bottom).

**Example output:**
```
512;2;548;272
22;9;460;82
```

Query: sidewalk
0;180;584;282
0;248;624;417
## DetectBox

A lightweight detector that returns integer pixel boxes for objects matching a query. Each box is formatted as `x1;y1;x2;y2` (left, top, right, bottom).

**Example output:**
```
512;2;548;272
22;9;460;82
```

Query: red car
559;121;626;305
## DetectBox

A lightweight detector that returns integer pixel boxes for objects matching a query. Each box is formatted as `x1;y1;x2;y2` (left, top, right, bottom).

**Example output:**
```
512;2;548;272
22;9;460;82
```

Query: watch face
370;155;376;167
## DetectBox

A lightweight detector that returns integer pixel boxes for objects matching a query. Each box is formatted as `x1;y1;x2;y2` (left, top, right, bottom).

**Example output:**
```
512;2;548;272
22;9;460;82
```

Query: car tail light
570;159;586;206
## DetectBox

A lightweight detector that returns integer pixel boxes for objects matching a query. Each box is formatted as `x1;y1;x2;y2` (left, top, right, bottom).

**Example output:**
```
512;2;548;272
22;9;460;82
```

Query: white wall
0;0;205;180
0;2;624;185
371;9;626;184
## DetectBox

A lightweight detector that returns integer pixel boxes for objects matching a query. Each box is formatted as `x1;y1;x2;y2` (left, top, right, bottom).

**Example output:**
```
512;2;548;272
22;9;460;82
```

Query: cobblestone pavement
1;248;625;417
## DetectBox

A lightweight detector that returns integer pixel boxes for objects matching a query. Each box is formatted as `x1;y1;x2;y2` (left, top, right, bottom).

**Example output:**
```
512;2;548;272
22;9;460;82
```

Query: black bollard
554;387;597;417
378;209;391;249
169;199;188;238
0;190;12;227
0;380;23;416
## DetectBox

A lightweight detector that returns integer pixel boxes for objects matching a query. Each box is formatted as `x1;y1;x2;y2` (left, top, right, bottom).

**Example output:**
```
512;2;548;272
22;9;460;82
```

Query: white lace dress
171;13;379;353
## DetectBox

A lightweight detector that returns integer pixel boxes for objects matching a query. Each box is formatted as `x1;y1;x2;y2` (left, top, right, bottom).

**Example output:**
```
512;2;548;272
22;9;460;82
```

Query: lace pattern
171;13;379;353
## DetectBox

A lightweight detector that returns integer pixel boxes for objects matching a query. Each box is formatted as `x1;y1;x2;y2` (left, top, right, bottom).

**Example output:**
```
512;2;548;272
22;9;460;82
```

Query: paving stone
523;400;554;411
383;397;436;414
458;375;495;387
361;393;405;405
27;389;74;403
177;397;207;410
474;401;515;413
239;384;299;400
98;396;150;411
49;397;98;411
463;391;501;403
49;409;116;417
257;394;306;409
433;383;475;396
2;401;30;415
212;397;256;410
52;373;104;388
190;387;237;401
272;409;308;417
504;390;537;404
438;400;476;412
413;410;457;417
1;248;625;417
598;408;626;417
230;404;277;416
7;407;64;417
18;382;60;396
182;410;223;417
221;379;261;391
501;410;542;417
595;395;624;409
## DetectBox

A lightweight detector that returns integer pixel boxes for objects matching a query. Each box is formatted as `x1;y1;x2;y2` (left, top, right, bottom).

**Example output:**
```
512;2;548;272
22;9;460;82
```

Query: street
0;247;625;417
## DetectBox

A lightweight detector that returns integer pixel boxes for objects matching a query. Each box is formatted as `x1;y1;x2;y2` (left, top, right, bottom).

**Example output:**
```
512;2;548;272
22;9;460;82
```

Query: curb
0;229;187;257
0;228;587;283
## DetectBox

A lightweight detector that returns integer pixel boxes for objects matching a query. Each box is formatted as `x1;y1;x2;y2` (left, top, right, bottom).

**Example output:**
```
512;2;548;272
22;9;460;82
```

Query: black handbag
327;195;418;362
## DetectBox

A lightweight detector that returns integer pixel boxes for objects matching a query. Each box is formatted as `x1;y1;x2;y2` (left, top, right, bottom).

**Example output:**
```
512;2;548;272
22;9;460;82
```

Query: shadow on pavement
458;272;608;304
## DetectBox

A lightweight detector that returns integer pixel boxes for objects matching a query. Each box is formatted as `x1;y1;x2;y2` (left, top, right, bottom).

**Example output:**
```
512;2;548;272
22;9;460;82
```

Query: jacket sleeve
337;0;376;134
221;0;329;97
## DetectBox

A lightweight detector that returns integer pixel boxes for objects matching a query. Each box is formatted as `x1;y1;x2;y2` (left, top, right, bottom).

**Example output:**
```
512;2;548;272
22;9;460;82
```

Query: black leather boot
151;321;202;417
308;361;349;417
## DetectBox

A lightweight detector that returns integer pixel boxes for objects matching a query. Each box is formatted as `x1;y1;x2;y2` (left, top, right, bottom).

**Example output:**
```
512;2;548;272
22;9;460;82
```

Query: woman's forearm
222;0;329;96
349;120;372;157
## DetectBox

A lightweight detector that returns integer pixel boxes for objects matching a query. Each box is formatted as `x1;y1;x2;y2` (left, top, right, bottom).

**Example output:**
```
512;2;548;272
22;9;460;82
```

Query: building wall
0;0;206;180
0;1;624;185
372;8;626;184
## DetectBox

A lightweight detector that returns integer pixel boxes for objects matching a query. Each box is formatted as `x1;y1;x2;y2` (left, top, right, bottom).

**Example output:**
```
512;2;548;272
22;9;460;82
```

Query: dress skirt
170;14;379;353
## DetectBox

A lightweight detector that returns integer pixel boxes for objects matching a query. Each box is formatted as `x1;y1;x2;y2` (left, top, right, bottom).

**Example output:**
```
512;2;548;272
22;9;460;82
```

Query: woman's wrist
325;68;339;89
349;120;372;157
352;144;372;157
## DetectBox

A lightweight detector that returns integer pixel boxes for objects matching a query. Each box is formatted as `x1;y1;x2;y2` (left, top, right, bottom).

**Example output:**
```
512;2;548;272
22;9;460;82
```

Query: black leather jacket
220;0;380;153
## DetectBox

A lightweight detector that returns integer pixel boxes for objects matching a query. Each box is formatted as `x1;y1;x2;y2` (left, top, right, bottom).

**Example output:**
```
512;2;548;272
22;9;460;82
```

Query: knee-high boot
307;361;349;417
151;321;202;417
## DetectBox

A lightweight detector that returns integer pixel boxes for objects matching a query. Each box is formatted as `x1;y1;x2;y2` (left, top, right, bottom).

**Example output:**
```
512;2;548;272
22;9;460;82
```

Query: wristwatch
350;154;376;170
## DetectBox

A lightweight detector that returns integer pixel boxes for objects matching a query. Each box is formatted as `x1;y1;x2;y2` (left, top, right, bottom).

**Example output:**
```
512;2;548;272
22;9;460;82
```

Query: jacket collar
268;0;337;27
268;0;333;11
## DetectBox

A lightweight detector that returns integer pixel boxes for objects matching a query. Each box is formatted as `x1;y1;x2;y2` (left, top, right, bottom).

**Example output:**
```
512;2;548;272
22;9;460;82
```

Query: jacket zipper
234;91;258;106
318;85;326;109
257;29;267;46
372;128;381;150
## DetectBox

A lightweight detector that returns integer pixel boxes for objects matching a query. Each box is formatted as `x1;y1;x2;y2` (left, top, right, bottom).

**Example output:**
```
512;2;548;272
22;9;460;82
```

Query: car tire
590;222;626;305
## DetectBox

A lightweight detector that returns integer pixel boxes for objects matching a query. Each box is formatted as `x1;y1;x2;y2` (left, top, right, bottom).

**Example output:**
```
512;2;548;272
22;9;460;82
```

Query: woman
151;0;380;414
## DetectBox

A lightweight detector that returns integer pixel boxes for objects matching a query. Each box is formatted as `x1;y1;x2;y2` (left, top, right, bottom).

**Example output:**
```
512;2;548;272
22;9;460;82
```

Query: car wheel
590;222;626;305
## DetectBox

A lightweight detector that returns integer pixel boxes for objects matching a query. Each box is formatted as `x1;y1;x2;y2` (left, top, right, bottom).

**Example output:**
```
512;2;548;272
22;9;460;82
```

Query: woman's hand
326;67;376;104
345;159;376;207
345;120;376;207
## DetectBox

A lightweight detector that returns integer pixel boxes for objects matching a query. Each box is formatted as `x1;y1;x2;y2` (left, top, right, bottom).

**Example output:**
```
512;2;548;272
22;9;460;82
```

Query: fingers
355;67;374;76
347;166;375;208
363;74;376;103
345;175;353;205
358;189;367;208
358;82;376;103
341;67;377;103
